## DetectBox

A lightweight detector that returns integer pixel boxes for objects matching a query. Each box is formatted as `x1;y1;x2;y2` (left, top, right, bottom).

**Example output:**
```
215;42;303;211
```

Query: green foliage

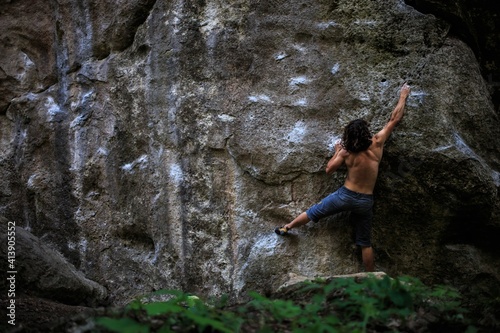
94;275;473;333
94;317;150;333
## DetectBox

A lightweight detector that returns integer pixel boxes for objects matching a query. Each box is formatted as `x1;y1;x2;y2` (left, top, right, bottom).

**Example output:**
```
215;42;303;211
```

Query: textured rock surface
406;0;500;114
1;0;499;311
0;217;106;306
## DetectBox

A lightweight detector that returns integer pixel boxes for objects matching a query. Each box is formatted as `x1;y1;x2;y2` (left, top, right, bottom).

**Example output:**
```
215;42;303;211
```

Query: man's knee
361;246;373;254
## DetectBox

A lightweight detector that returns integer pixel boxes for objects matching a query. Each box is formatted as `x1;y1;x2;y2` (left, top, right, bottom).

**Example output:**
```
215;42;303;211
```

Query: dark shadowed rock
0;217;107;306
405;0;500;114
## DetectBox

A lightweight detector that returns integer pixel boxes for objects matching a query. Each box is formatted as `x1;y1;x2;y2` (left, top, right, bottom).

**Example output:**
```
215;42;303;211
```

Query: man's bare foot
274;226;290;236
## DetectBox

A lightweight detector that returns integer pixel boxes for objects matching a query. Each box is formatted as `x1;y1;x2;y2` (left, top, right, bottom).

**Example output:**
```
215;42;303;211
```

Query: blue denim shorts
306;186;374;247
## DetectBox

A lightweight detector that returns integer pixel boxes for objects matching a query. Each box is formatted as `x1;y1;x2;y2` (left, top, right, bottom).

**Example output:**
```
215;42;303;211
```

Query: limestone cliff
1;0;499;312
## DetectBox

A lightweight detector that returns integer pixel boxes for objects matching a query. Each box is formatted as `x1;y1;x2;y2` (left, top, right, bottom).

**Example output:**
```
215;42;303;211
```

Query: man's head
342;119;372;153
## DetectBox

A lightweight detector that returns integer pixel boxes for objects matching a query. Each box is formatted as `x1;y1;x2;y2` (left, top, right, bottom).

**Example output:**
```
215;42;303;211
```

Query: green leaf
184;311;233;333
249;291;269;301
388;289;412;307
126;299;143;311
142;301;185;316
156;324;174;333
95;317;149;333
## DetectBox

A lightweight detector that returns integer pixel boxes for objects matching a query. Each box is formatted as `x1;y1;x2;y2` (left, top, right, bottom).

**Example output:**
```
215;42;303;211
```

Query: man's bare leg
361;246;374;272
276;212;310;235
284;212;310;230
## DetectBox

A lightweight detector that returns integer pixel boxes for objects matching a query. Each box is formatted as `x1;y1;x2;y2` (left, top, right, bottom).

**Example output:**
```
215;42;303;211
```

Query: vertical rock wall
1;0;499;305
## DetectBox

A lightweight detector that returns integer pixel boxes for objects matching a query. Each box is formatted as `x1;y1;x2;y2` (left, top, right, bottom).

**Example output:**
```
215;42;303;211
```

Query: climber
275;83;411;272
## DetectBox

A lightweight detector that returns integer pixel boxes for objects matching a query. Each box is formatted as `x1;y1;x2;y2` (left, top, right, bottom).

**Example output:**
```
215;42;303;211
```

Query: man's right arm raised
375;83;410;144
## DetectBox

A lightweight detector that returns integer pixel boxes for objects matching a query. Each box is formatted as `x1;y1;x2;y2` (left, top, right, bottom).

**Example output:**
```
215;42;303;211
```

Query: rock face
1;0;499;310
406;0;500;114
0;217;107;306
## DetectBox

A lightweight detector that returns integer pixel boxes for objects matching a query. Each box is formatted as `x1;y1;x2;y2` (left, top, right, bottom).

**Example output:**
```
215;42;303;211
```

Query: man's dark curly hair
342;119;372;153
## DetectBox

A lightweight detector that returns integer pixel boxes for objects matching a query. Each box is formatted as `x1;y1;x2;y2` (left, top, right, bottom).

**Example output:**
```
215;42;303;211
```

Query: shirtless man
275;83;411;272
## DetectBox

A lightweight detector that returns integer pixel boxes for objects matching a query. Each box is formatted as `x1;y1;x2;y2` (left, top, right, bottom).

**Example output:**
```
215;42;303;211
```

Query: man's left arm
326;143;348;175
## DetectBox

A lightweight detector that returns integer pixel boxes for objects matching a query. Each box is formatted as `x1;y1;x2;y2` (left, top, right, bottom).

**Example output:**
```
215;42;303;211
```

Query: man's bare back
343;140;383;194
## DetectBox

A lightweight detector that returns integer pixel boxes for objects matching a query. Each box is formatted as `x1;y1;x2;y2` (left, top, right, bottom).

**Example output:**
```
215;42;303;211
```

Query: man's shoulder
339;148;350;157
366;141;383;161
371;135;384;147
